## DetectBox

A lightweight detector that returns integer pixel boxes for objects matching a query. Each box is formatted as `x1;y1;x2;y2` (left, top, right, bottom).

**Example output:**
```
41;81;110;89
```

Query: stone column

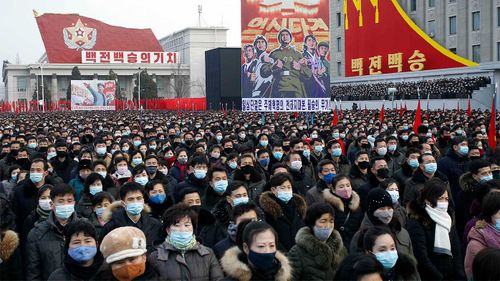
51;73;58;102
169;76;175;98
29;73;37;102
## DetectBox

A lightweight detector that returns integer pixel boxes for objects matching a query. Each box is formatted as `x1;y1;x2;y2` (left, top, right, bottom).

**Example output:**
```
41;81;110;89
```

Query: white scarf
425;204;452;256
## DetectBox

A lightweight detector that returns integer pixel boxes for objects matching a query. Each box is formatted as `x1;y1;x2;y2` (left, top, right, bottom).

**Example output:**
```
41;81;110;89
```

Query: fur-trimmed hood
294;226;346;267
393;251;419;280
101;201;152;222
459;172;479;193
322;189;360;212
259;191;307;220
220;246;292;281
0;230;19;262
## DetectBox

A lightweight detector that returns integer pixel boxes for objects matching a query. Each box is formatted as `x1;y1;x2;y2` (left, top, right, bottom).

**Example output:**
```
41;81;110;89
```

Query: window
428;20;435;36
16;76;27;92
497;42;500;61
337;12;342;27
336;37;342;52
449;0;456;2
337;62;342;76
58;77;69;92
429;0;435;8
410;0;417;11
472;12;480;31
119;79;127;92
449;48;457;54
472;45;481;62
497;7;500;27
449;16;457;35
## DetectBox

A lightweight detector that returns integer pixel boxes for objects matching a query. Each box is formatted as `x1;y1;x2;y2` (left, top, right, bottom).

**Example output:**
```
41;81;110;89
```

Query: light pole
39;62;45;112
138;67;141;110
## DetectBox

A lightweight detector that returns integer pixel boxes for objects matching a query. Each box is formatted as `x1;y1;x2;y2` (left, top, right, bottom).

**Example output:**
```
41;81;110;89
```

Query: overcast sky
0;0;242;65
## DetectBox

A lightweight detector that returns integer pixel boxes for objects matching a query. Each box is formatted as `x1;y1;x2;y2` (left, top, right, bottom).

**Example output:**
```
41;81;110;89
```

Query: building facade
331;0;500;77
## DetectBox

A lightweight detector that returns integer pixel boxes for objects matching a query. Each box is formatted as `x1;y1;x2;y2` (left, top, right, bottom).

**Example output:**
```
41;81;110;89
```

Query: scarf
63;251;104;280
425;204;452;256
166;234;197;252
36;206;51;221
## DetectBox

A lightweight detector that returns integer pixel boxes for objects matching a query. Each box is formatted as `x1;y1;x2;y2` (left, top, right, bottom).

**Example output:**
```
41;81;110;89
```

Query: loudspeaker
205;48;241;110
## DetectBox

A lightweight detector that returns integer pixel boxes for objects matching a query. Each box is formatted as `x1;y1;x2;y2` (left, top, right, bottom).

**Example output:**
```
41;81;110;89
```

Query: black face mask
361;144;369;149
241;165;255;174
376;168;390;179
224;148;233;154
283;146;290;152
10;149;19;157
56;150;68;158
493;170;500;180
358;161;370;170
16;158;31;170
38;147;48;153
185;140;194;146
190;205;202;214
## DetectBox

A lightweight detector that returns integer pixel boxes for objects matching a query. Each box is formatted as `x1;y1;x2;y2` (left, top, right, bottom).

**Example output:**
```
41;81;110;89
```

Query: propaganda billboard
344;0;478;77
241;0;331;112
71;80;116;111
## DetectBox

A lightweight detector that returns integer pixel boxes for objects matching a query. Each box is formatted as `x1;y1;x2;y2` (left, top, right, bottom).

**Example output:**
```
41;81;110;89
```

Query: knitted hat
77;159;92;171
367;188;393;216
100;227;147;264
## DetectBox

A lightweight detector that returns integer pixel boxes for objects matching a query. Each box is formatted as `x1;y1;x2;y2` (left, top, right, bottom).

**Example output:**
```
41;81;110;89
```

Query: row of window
410;0;455;12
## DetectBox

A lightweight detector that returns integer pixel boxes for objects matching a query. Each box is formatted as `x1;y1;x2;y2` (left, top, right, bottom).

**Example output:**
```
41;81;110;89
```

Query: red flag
379;103;385;122
331;107;338;126
294;112;299;119
274;112;279;120
467;96;472;117
488;93;497;152
364;104;368;114
35;13;162;63
404;102;408;113
395;103;398;112
399;102;403;117
339;103;343;119
413;99;422;134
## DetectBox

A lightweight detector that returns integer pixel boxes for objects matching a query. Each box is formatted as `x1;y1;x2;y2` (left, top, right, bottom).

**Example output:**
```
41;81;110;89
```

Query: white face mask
39;199;52;211
436;201;449;211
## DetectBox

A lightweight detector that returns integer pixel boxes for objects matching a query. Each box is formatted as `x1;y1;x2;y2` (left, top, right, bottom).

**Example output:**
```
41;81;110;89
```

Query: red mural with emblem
35;13;163;63
344;0;478;77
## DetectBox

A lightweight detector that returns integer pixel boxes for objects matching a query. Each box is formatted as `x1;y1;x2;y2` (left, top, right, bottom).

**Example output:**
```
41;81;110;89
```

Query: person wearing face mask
322;175;363;249
392;148;421;196
221;220;292;281
326;139;350;175
349;151;370;190
437;136;471;203
93;139;112;167
69;159;93;202
50;141;77;183
306;160;337;205
358;157;390;212
26;183;86;281
202;167;230;211
436;126;452;154
379;179;407;227
350;189;413;256
172;156;210;203
0;194;24;281
47;220;104;281
232;155;266;203
464;192;500;279
207;145;223;168
88;192;114;240
456;159;493;239
0;165;21;200
360;226;420;281
259;173;306;251
75;173;105;218
95;226;161;281
0;141;21;181
288;203;347;281
169;149;189;185
285;151;315;197
404;153;452;206
93;160;118;199
407;178;466;281
149;203;224;281
144;180;174;220
99;183;162;254
213;202;260;260
110;157;132;188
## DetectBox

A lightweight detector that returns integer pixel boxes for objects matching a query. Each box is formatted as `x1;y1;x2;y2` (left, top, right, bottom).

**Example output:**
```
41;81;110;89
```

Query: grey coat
149;240;224;281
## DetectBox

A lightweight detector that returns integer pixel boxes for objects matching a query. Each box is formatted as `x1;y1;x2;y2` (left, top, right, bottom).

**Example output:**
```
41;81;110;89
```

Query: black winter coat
173;173;208;203
0;230;23;280
406;202;466;281
259;191;306;252
392;161;415;196
99;202;163;253
50;157;77;183
437;149;470;201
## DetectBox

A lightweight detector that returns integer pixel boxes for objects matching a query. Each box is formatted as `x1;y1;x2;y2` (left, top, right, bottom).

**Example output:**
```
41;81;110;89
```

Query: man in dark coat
358;156;389;212
50;141;77;183
437;136;470;202
100;182;162;253
173;156;209;202
392;147;421;196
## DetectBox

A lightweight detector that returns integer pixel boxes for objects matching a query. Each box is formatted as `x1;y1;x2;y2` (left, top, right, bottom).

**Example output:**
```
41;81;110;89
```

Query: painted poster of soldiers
71;80;116;111
241;0;331;112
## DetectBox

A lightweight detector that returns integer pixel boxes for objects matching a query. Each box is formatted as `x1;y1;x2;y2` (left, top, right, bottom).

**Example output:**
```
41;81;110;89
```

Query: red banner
35;13;163;63
344;0;478;77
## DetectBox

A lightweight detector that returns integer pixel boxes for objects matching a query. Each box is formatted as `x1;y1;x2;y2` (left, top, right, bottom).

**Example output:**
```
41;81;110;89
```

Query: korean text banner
71;80;116;111
344;0;478;77
241;0;331;112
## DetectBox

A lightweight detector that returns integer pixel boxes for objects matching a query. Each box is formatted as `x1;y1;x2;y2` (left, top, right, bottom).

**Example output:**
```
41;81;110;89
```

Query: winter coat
197;208;228;248
0;230;23;280
212;199;233;228
91;261;161;281
146;195;174;220
232;169;266;203
48;253;104;281
349;164;369;191
326;154;351;176
392;161;415;196
349;214;414;256
12;175;62;233
322;189;363;249
68;177;85;202
456;172;480;239
50;157;77;183
387;149;406;174
357;173;382;212
464;220;500;279
76;192;94;218
26;212;85;281
100;201;163;253
259;191;306;252
406;201;466;281
437;149;470;201
149;240;224;281
288;167;316;197
203;185;226;211
213;237;235;260
220;246;292;281
288;227;347;281
305;179;329;206
403;168;450;205
384;252;421;281
173;173;209;203
169;160;188;184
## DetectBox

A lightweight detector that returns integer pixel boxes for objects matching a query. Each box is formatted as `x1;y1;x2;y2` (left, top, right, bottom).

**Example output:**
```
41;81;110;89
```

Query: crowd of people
331;76;492;101
0;108;499;281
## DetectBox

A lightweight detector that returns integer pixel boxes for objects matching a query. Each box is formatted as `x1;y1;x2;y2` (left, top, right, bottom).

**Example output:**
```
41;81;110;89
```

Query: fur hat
100;227;147;264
